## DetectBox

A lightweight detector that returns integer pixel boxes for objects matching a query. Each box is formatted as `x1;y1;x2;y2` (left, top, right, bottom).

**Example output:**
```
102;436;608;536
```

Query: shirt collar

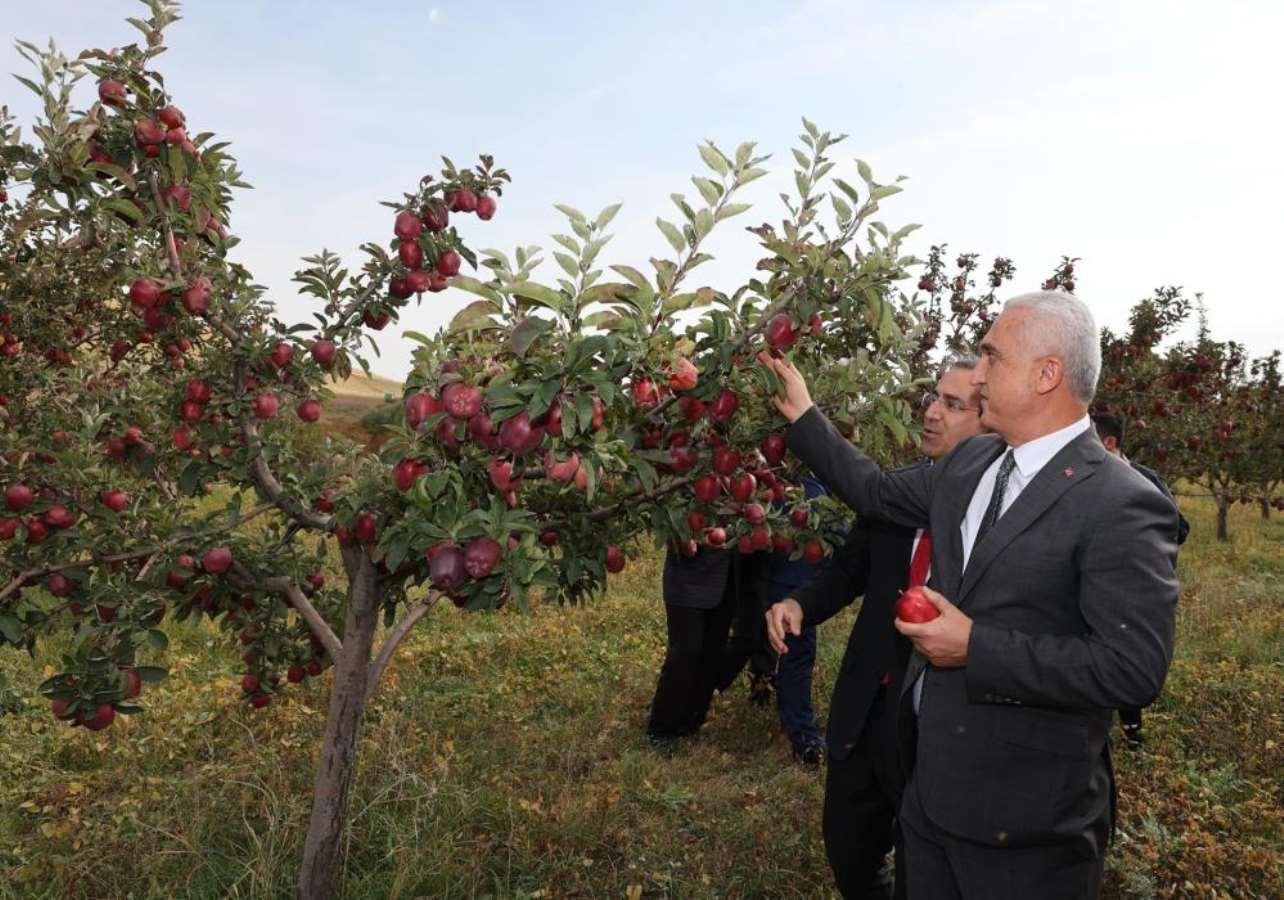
1008;415;1091;480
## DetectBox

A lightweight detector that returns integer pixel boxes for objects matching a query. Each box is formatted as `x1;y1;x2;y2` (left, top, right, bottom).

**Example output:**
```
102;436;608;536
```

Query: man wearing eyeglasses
765;356;987;899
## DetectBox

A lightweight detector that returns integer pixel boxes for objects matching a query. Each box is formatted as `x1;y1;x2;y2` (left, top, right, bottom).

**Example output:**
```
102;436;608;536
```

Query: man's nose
970;362;986;385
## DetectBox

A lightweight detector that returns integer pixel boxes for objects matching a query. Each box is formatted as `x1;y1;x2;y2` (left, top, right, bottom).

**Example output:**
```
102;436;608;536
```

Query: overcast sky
7;1;1282;379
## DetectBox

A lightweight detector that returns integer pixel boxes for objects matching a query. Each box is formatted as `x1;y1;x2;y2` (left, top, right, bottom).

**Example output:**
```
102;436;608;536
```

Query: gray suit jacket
787;407;1178;852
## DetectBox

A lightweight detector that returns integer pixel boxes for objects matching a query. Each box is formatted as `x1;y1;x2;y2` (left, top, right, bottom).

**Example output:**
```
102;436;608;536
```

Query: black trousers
824;693;905;900
899;776;1105;900
647;594;738;738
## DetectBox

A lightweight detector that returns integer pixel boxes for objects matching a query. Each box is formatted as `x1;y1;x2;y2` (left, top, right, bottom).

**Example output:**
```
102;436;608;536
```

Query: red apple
731;473;757;503
393;458;427;492
98;79;127;106
677;395;707;422
158;105;185;129
47;573;73;597
297;399;322;422
694;474;721;504
394;210;422;240
631;378;660;409
0;517;18;541
398;240;424;269
435;249;462;277
711;446;741;476
129;277;162;307
760;433;786;466
442;382;483;420
476;194;497;220
803;541;825;564
311;339;337;368
287;665;306;684
544;450;581;483
202;546;233;574
123;668;142;700
353;512;378;544
44;505;75;529
404;392;442;429
100;489;129;512
765;313;798;350
268;341;294;369
182;277;212;316
488;458;520;492
743;503;766;525
422;202;449;232
81;703;116;731
604;545;626;574
790;506;809;528
706;527;727;547
253;393;280;420
430;544;466;592
5;483;33;511
464;536;503;579
709;388;739;422
666;357;699;391
895;586;939;623
451;189;478;213
772;533;796;555
499;410;545;456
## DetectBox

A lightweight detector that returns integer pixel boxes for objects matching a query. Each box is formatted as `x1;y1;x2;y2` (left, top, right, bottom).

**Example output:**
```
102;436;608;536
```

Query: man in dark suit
1091;412;1189;749
646;546;769;744
760;291;1179;899
766;356;987;899
1091;413;1190;546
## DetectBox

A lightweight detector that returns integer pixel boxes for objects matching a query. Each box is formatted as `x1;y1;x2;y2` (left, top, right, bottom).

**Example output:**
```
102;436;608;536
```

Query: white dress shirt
913;415;1092;713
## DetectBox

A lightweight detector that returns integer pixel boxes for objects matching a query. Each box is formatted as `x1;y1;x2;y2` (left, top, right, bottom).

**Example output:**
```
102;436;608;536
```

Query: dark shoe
1121;724;1144;750
748;672;773;707
793;740;826;767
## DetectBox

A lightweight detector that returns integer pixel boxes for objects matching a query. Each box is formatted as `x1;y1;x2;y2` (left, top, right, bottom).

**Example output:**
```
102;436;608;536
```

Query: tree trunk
1216;495;1230;542
297;552;380;900
1262;498;1272;521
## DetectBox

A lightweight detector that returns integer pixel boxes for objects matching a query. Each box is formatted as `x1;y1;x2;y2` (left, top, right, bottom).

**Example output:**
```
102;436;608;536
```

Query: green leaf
134;665;168;684
510;316;552;358
870;184;902;201
554;251;580;279
698;142;730;176
146;629;169;651
856;158;873;184
449;300;500;333
594;203;623;230
831;194;853;221
102;197;144;223
448;274;503;303
509;280;565;312
656;218;685;255
554;203;587;224
715;202;752;222
692;176;722;205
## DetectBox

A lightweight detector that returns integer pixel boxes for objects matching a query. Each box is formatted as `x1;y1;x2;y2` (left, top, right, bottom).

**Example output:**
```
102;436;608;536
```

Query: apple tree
0;6;924;898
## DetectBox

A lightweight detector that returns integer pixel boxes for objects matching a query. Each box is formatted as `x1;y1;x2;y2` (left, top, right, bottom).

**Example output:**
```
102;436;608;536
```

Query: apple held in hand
895;586;939;623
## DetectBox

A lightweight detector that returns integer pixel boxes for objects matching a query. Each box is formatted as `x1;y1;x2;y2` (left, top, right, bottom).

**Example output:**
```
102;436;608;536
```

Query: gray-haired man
760;291;1178;899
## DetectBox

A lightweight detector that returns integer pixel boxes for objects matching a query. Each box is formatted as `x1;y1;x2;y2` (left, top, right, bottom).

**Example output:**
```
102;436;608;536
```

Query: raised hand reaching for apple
757;351;814;423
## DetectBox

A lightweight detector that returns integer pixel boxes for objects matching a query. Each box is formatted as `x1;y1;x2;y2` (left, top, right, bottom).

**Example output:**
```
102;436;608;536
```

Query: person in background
765;473;831;766
1091;411;1189;749
646;545;768;748
766;356;986;899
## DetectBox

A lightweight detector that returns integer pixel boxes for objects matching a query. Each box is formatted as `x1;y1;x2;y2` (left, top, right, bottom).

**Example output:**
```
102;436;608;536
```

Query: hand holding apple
893;585;971;667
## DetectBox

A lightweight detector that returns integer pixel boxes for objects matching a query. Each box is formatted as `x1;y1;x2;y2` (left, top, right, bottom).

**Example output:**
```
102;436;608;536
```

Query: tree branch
259;572;344;661
365;592;441;703
0;502;278;605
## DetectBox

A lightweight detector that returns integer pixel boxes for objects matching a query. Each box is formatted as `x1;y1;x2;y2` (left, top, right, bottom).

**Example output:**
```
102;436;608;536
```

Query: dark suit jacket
786;409;1179;853
794;516;915;775
1131;461;1190;545
662;546;769;611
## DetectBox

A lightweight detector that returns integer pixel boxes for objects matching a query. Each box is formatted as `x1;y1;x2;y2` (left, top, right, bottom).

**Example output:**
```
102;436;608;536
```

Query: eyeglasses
921;391;978;414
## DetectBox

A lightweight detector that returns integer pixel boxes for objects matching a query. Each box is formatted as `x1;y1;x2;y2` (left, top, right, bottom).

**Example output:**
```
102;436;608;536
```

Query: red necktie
883;529;932;689
908;528;932;588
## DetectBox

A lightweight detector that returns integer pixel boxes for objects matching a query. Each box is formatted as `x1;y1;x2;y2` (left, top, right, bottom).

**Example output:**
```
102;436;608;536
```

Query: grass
1;492;1281;898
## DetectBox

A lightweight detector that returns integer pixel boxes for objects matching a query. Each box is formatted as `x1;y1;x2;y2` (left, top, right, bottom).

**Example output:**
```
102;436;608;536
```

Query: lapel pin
1064;466;1075;478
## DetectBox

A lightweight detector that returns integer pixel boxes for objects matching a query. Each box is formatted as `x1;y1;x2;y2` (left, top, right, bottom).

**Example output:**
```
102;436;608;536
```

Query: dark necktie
974;449;1016;548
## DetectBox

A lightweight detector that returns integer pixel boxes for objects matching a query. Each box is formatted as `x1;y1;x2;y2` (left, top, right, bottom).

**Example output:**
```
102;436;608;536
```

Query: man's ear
1102;434;1119;453
1035;356;1064;396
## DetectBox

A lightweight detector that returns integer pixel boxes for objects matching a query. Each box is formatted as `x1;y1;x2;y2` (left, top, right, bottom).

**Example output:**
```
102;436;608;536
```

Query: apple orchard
1;4;1280;899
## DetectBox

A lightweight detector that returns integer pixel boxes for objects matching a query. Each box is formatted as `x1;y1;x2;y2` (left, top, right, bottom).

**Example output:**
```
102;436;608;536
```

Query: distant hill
322;372;404;443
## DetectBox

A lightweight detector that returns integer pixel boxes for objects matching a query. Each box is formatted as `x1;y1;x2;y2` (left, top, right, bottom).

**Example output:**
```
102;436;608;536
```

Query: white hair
1002;291;1101;403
